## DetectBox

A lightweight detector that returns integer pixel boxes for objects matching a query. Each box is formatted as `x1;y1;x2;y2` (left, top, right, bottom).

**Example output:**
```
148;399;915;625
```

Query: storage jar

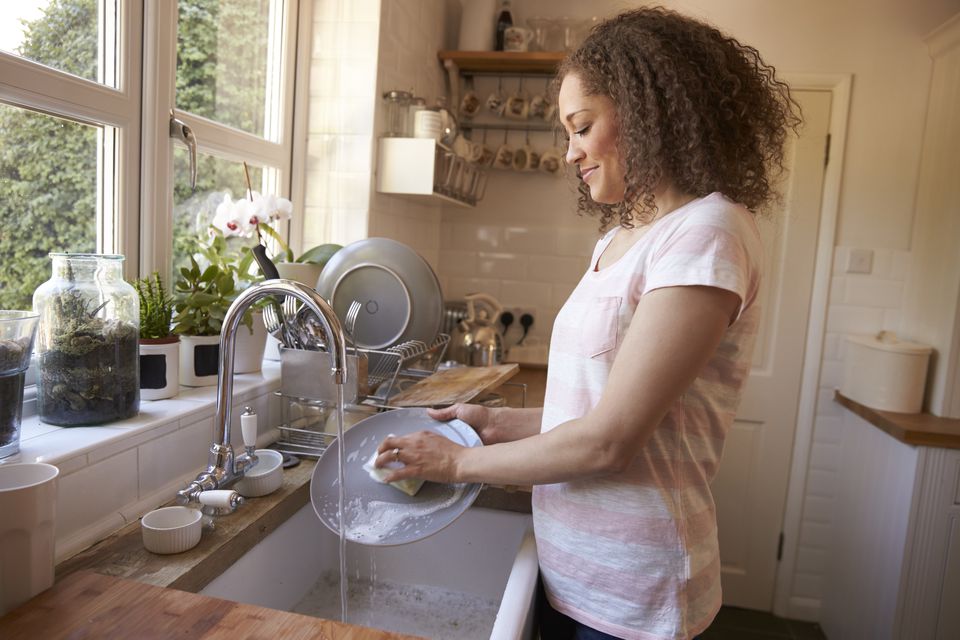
841;332;932;413
33;254;140;425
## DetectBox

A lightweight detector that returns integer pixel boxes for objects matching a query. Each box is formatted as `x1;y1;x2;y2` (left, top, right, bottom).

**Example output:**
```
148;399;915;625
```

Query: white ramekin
234;449;284;497
141;506;203;554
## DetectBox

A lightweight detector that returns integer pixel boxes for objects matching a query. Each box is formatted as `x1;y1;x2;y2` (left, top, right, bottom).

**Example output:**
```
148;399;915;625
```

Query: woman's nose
565;139;582;165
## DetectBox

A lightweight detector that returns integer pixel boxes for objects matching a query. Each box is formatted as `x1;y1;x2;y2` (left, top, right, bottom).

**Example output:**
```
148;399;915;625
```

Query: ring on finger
392;447;400;462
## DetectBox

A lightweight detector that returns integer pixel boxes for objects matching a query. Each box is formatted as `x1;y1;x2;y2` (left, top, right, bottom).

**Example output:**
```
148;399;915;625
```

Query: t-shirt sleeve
641;206;760;322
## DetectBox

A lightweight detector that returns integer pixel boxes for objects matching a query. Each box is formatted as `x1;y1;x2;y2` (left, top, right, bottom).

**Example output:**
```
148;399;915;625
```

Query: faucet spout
178;280;347;504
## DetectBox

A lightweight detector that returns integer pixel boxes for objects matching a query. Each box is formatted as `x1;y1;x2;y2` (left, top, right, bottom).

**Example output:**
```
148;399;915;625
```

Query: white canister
458;0;496;51
414;109;443;140
841;332;932;413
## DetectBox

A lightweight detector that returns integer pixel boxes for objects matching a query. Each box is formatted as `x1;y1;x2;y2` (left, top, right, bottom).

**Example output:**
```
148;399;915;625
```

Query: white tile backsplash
57;449;139;542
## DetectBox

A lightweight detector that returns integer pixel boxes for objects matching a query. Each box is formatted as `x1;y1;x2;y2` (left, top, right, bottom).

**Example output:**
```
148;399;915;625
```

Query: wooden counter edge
834;391;960;450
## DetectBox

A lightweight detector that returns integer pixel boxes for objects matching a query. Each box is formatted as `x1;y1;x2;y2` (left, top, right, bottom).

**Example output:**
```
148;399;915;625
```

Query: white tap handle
240;407;257;450
198;490;242;509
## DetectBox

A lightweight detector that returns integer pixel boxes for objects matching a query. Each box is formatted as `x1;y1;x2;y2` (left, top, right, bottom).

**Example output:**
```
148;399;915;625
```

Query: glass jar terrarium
33;254;140;426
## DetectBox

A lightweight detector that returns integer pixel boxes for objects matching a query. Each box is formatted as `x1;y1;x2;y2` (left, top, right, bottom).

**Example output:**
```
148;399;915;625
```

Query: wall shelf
437;50;566;75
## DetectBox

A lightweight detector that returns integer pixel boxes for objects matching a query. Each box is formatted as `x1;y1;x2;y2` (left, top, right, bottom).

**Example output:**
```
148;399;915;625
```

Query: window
0;0;304;422
158;0;299;280
0;0;135;310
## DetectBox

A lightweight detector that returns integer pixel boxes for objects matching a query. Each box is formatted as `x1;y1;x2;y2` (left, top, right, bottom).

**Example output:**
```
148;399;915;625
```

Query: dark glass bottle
495;0;513;51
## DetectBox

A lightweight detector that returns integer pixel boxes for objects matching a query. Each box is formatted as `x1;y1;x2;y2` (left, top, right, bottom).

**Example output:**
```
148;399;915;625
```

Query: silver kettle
451;293;504;366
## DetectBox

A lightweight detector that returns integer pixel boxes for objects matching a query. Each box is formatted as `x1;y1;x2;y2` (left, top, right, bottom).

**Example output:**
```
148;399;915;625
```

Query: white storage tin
842;332;932;413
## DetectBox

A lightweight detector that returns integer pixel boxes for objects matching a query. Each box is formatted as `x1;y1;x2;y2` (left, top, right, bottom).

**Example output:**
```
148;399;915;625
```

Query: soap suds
293;572;499;640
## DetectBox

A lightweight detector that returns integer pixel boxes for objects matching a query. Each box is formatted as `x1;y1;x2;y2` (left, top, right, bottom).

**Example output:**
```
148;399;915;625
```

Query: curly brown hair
556;6;801;230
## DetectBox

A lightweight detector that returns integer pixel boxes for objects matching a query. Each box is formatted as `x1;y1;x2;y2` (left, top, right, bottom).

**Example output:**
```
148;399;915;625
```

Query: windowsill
5;361;281;470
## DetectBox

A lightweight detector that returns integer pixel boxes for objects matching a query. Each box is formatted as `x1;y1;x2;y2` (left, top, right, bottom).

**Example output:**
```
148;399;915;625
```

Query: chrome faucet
177;280;347;505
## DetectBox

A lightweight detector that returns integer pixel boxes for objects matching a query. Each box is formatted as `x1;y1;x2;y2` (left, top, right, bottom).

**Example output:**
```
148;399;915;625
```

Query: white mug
0;463;59;615
503;26;535;52
539;147;564;175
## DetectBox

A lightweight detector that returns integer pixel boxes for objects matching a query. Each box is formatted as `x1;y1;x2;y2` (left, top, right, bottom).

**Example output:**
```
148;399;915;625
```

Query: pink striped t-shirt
533;192;762;640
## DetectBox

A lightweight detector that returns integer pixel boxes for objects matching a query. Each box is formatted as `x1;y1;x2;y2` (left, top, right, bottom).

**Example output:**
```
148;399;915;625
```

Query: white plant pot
139;338;180;400
276;262;322;289
234;311;267;374
180;334;220;387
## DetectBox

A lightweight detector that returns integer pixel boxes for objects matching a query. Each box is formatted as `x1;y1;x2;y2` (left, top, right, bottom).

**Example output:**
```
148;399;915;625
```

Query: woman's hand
375;431;464;484
427;403;499;444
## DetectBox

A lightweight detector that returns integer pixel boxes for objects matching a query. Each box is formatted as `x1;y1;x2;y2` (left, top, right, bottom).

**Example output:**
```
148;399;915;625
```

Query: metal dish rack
274;334;450;458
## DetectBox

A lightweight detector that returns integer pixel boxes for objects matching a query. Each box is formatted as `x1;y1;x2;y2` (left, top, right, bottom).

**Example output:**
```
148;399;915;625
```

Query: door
712;90;832;610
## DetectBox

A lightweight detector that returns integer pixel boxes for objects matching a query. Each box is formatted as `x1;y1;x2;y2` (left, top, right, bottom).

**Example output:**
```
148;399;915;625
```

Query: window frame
141;0;303;279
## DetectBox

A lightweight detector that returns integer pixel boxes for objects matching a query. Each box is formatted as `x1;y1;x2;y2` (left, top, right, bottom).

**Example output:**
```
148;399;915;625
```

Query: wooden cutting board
0;571;420;639
388;363;519;407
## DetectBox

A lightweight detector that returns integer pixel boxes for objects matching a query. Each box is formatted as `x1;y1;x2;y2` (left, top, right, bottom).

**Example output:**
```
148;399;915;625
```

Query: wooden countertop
3;455;530;639
0;571;416;639
835;391;960;449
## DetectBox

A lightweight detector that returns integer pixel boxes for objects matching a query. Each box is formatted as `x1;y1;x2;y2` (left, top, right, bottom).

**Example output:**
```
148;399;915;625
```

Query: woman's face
559;73;626;204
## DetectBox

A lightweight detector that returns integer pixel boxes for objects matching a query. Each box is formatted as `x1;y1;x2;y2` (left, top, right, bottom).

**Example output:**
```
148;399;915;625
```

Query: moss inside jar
33;254;140;426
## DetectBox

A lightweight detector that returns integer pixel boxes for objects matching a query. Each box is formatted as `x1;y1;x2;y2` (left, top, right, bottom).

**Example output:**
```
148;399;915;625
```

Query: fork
344;300;361;345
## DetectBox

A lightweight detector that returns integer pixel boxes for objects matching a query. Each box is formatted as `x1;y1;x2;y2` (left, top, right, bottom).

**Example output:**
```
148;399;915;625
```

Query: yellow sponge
362;447;425;497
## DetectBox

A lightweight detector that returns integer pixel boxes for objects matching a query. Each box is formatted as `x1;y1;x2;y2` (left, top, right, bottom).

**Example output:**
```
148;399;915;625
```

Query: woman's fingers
427;404;460;421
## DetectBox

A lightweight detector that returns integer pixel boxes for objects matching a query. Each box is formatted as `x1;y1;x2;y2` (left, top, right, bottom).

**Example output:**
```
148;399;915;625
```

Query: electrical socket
503;307;536;341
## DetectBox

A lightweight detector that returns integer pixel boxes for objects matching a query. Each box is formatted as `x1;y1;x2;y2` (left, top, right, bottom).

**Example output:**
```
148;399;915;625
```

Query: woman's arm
427;404;543;444
378;284;740;486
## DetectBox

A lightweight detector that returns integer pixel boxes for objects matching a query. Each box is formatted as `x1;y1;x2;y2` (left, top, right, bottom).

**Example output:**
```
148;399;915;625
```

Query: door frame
771;72;852;620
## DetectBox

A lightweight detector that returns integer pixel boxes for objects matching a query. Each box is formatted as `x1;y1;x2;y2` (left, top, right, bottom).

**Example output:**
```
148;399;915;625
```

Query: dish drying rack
274;333;450;458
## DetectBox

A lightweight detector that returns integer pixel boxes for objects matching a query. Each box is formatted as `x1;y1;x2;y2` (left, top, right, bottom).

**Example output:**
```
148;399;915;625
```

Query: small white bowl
141;506;202;554
234;449;284;497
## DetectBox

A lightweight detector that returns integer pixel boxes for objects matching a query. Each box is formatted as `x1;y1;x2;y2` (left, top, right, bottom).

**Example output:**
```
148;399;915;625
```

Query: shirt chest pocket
570;296;622;360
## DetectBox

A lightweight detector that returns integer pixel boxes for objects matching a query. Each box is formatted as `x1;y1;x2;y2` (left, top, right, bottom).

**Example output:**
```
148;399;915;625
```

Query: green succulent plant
134;272;174;340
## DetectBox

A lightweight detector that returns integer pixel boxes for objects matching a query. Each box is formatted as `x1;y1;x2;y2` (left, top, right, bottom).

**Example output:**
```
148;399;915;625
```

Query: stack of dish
315;238;444;353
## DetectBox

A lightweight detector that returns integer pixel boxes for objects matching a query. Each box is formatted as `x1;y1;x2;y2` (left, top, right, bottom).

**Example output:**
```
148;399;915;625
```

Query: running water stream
334;385;348;623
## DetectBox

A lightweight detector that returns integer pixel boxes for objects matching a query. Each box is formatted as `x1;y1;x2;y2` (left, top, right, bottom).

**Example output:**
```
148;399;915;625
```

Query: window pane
0;103;98;310
0;0;113;87
172;147;264;271
176;0;279;138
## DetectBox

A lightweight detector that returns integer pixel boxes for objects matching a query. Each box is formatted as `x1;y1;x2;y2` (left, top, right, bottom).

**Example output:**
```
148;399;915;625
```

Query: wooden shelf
438;50;566;75
834;390;960;449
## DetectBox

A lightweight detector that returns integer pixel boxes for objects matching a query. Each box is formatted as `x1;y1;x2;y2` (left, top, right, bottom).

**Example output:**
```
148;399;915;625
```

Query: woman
375;7;799;639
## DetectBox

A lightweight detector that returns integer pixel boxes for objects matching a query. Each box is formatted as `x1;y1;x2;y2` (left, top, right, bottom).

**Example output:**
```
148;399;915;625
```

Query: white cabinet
375;137;481;208
821;404;960;639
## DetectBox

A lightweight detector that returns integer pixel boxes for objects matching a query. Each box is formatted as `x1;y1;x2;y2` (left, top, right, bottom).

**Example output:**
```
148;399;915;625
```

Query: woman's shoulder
664;192;759;239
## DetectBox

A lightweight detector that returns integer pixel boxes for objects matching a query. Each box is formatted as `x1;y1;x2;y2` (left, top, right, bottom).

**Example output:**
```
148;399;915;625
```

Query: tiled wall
786;245;912;614
365;0;452;271
17;375;282;563
303;0;381;248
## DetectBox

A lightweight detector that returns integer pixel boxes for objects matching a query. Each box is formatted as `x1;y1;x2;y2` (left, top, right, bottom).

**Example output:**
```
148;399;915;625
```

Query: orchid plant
211;190;342;267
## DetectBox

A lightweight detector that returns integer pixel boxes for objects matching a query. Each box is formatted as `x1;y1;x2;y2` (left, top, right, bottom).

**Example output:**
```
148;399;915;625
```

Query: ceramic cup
459;90;481;119
529;94;552;121
0;462;59;615
513;145;541;172
504;94;529;121
503;26;535;52
493;143;515;170
141;506;203;555
485;90;506;117
478;143;497;168
235;449;284;497
452;135;484;163
539;147;564;175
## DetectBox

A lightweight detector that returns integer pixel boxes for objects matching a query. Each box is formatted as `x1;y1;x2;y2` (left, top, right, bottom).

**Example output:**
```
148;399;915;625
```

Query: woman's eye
574;125;591;137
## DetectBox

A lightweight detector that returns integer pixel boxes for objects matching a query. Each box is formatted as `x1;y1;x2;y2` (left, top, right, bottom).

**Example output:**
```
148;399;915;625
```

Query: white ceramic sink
201;504;538;640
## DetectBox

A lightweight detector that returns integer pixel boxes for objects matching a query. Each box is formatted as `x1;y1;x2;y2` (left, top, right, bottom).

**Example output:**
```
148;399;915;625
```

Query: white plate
310;408;483;546
315;238;443;350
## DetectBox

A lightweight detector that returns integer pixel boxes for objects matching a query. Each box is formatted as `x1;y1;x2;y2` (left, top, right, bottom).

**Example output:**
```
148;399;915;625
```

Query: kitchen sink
201;504;538;640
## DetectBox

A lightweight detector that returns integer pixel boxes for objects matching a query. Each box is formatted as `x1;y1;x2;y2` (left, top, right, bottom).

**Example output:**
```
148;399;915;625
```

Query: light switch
846;248;873;274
